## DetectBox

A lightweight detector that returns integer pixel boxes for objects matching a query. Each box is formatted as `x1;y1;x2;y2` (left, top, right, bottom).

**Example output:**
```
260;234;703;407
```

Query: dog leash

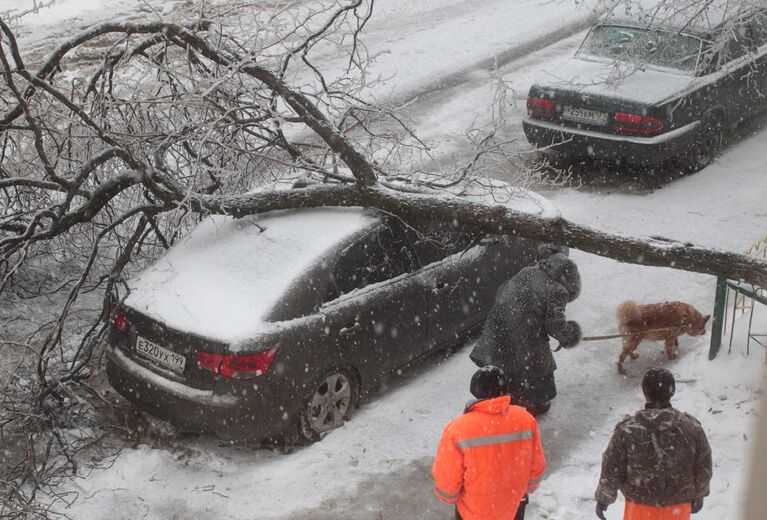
581;333;625;341
581;325;687;341
581;325;687;342
553;326;687;351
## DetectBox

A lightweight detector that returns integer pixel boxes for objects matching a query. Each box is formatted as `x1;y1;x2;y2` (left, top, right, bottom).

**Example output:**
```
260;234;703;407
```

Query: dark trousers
455;494;528;520
507;374;557;406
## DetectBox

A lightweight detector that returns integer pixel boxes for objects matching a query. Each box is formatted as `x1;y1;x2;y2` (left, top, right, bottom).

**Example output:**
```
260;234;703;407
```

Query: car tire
296;368;358;443
683;116;723;173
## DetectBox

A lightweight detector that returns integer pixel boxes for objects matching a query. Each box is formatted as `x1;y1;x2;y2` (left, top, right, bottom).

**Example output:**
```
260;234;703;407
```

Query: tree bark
185;183;767;287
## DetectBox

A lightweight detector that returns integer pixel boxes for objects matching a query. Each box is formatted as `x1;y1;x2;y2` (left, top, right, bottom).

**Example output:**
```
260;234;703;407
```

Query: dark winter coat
469;253;581;378
595;406;713;508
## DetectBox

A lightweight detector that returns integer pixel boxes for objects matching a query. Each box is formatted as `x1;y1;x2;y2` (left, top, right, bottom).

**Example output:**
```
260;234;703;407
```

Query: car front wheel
297;369;358;443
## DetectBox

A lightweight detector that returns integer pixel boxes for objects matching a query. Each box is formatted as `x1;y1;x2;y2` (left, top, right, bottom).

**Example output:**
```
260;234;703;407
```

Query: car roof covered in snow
599;0;756;39
124;207;379;343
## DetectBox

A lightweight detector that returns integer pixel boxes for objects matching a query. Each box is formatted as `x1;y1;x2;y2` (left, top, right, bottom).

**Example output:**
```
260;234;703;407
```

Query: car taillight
109;303;130;332
113;312;130;332
196;352;222;373
196;348;278;380
527;96;555;120
612;112;664;135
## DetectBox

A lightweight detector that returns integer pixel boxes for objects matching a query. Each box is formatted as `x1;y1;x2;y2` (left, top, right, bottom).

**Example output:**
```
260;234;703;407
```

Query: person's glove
691;497;704;514
559;321;582;349
596;502;608;520
537;243;564;260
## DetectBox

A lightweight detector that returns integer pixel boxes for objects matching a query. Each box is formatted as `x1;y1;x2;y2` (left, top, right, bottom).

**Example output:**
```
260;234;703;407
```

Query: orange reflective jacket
432;395;546;520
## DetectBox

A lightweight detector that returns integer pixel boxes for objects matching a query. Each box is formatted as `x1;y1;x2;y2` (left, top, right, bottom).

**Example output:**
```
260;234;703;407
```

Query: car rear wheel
297;369;358;443
683;117;722;173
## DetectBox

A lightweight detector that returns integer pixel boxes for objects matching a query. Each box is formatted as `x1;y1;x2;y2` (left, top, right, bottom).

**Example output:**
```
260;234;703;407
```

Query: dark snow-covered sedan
523;0;767;171
106;185;557;443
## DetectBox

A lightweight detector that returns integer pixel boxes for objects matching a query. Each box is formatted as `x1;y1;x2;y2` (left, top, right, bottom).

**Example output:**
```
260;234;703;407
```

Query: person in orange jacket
432;366;546;520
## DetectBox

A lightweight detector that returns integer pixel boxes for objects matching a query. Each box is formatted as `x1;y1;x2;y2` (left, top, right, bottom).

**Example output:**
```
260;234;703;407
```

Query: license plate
562;105;608;125
135;336;186;374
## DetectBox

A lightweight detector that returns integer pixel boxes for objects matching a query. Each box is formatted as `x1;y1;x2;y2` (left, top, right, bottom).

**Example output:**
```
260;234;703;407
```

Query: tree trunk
187;183;767;287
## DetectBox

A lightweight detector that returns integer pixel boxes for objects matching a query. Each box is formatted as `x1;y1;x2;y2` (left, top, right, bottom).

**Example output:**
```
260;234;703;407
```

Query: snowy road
9;1;765;519
6;0;597;177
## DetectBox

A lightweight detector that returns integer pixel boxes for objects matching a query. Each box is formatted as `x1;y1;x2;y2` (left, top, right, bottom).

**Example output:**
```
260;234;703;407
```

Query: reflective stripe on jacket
432;395;546;520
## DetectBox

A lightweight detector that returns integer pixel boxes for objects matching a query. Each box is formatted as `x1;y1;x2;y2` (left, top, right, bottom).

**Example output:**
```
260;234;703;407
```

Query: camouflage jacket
595;407;712;507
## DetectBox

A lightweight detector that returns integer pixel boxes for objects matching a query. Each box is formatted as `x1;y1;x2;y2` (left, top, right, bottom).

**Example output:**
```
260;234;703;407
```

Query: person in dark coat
595;368;713;520
469;253;581;415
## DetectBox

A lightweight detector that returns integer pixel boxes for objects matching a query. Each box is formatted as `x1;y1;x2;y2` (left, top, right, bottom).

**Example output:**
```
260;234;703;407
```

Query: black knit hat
470;366;507;399
642;368;676;403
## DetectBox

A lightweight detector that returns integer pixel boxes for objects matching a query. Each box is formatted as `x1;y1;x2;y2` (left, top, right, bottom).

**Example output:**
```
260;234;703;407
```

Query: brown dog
616;300;710;374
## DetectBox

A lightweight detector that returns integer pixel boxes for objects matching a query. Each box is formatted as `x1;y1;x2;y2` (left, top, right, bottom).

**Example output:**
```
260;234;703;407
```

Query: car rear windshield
578;24;702;73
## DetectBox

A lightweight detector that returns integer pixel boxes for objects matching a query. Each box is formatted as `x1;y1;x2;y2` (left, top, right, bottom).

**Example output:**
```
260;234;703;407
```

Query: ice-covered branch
185;183;767;287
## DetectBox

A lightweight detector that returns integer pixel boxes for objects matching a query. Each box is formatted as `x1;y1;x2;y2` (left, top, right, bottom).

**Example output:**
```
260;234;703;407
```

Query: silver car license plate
136;336;186;373
562;105;608;125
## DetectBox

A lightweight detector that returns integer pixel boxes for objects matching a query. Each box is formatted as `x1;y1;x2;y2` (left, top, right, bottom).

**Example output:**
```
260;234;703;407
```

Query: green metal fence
709;277;767;360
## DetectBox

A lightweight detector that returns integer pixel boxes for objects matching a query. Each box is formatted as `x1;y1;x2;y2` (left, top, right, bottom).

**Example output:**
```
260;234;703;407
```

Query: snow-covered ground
6;1;766;519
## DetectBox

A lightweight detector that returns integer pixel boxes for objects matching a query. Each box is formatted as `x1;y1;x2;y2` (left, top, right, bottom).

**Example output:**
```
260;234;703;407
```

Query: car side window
325;224;417;301
721;17;762;65
723;31;750;63
749;13;767;48
403;219;481;266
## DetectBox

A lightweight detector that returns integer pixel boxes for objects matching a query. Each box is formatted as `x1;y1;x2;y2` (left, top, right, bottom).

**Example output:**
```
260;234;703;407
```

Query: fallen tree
185;182;767;287
1;15;763;294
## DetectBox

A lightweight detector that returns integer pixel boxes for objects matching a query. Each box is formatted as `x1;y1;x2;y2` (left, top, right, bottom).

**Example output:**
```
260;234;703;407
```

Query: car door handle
339;322;361;336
